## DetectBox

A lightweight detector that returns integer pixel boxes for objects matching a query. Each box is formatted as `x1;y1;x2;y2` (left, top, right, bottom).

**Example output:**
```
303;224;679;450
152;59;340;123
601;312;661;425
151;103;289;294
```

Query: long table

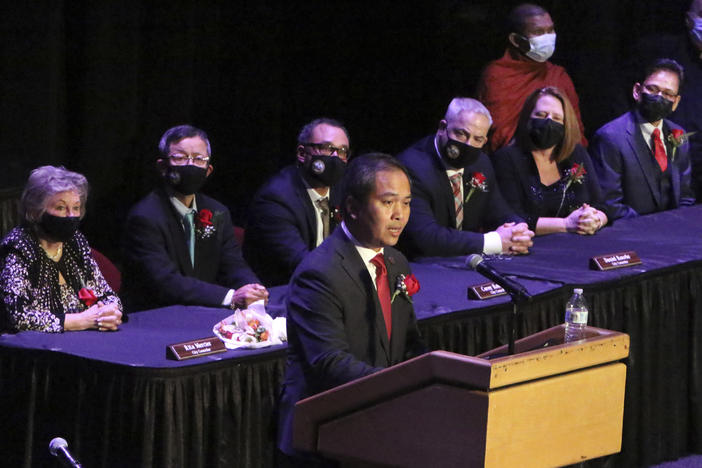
1;206;701;467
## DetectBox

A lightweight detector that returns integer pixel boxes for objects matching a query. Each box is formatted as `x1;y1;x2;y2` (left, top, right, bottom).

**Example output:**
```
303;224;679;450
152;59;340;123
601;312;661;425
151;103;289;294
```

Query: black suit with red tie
277;227;426;457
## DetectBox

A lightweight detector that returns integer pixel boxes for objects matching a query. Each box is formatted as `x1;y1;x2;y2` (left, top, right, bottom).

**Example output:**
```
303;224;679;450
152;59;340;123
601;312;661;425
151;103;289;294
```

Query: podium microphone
49;437;82;468
466;254;530;302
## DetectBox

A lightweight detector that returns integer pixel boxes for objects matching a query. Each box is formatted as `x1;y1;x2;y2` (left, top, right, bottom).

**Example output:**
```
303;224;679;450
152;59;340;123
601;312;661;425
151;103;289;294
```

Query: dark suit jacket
590;111;695;220
397;135;522;258
243;165;341;287
121;188;259;311
493;143;610;230
277;228;426;456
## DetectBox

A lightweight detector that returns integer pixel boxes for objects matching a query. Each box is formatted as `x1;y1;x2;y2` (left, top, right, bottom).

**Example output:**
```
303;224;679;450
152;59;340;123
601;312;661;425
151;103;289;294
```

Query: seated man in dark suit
397;97;534;258
591;59;696;220
244;118;348;286
277;153;426;464
122;125;268;311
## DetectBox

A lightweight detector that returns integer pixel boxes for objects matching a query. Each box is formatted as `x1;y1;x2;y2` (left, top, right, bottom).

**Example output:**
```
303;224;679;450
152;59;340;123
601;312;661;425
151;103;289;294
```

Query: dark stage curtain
0;349;286;468
0;0;693;261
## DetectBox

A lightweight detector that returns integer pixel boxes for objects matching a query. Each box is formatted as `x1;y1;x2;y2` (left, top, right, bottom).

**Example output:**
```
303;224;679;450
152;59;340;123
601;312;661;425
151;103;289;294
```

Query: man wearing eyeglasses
244;118;349;286
121;124;268;311
591;58;695;220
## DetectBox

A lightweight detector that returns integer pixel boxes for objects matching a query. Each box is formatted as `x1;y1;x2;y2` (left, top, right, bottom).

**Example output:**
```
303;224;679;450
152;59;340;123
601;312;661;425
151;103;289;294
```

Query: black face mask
39;213;81;242
528;118;565;150
165;165;208;195
637;93;674;123
304;155;346;187
442;138;482;169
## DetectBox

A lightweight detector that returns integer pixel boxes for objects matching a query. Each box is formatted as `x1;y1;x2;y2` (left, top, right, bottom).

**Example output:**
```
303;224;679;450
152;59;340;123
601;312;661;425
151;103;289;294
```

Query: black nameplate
467;281;507;300
167;336;227;361
590;250;642;271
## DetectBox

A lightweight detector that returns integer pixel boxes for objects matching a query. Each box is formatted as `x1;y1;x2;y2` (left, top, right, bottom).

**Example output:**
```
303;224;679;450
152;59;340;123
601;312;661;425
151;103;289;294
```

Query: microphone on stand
466;254;530;302
467;254;530;355
49;437;82;468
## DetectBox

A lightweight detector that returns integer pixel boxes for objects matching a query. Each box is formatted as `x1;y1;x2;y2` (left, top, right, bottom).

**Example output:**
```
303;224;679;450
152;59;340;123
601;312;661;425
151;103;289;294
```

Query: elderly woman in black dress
0;166;122;332
493;87;609;235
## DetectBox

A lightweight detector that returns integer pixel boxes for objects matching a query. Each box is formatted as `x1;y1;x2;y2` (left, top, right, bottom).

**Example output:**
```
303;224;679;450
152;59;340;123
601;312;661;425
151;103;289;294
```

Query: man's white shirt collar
341;221;384;288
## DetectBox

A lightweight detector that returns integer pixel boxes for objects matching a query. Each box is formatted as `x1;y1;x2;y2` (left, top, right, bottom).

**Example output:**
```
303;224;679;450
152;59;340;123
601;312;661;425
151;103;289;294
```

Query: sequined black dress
0;226;121;332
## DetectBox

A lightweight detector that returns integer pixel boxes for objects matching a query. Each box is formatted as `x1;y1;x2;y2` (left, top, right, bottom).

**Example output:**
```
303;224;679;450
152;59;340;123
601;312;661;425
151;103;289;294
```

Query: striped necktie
449;173;463;229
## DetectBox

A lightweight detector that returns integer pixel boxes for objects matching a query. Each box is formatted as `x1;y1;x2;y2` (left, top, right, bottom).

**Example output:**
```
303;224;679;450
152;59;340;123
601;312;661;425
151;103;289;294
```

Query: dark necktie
370;253;392;340
316;197;330;239
449;173;463;229
183;211;195;267
652;128;668;172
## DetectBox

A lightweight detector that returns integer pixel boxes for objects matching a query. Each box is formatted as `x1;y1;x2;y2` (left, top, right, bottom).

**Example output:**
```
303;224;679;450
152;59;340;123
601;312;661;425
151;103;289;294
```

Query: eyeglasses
168;153;210;167
642;83;678;102
303;142;350;160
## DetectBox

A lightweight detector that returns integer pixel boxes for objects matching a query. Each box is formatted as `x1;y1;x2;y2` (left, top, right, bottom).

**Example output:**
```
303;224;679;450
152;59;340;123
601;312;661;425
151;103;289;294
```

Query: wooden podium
293;325;629;467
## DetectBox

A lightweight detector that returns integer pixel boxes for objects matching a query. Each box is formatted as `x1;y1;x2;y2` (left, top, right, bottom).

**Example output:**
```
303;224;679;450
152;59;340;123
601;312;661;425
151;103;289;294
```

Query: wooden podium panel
485;363;626;467
294;325;629;467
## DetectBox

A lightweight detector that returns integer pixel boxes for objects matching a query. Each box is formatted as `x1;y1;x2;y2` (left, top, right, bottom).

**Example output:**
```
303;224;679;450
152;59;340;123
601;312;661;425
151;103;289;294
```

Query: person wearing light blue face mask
476;3;587;154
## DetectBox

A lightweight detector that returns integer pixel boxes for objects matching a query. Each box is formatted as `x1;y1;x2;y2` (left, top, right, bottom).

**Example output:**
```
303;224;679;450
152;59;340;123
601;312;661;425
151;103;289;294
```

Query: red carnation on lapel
195;209;217;239
197;209;213;227
78;288;98;307
465;172;488;203
671;129;684;140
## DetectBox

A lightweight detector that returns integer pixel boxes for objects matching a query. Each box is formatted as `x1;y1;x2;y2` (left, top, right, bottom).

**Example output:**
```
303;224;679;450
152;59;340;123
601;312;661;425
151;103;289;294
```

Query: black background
0;0;691;260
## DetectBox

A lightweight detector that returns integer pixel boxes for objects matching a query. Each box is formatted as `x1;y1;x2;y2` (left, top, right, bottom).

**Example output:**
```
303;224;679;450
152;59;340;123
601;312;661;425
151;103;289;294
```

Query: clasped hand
64;301;122;332
91;302;122;331
498;222;535;255
231;283;269;309
565;204;607;235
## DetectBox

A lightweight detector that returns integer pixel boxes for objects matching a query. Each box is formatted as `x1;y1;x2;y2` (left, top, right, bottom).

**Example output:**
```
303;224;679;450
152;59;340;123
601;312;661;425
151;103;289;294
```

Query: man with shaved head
476;3;586;153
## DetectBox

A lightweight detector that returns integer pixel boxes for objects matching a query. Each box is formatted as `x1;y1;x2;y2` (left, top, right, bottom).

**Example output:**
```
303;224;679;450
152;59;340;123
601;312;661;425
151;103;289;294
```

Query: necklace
43;243;63;261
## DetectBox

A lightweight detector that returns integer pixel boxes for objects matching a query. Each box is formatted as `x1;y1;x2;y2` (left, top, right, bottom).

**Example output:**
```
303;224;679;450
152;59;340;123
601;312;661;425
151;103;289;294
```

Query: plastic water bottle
564;288;588;342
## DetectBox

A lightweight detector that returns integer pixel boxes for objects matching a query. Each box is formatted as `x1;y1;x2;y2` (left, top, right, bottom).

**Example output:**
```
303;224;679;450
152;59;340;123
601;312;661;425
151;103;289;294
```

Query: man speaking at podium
277;153;427;465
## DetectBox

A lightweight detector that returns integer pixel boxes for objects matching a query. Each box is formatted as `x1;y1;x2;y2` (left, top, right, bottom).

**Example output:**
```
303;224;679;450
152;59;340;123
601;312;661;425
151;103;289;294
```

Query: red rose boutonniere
464;172;488;203
556;163;587;216
667;129;696;161
391;273;420;303
195;209;216;239
78;288;98;307
565;163;586;190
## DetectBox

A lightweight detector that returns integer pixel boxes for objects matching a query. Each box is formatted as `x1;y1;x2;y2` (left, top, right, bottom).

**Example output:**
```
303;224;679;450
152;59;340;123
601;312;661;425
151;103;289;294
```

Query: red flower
78;288;98;307
197;209;214;227
465;172;488;203
403;274;420;296
392;273;421;303
671;129;684;140
569;163;586;178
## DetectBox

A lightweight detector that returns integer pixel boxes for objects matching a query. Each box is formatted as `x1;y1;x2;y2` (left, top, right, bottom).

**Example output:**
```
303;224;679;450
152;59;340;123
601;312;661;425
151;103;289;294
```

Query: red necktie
370;253;392;340
652;128;668;172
